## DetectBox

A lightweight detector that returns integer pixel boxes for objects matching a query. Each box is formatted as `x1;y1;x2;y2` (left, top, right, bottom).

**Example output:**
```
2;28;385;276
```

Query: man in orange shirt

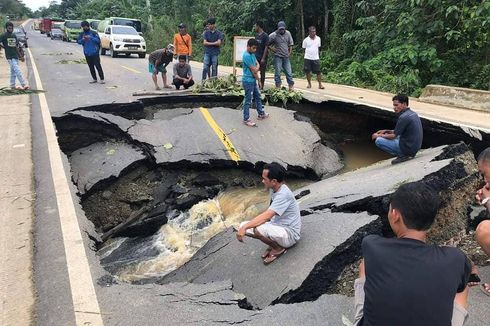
173;23;192;63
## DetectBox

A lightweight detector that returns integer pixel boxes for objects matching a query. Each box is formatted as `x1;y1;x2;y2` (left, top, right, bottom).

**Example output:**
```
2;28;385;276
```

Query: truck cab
63;20;82;42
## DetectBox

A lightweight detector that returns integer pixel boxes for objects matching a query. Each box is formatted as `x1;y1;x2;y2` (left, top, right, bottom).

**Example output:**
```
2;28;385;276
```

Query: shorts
149;62;166;74
239;221;297;248
353;277;468;326
304;59;321;74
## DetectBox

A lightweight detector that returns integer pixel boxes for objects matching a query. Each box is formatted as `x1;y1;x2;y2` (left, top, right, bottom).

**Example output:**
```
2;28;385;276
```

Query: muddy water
339;139;392;172
101;181;311;282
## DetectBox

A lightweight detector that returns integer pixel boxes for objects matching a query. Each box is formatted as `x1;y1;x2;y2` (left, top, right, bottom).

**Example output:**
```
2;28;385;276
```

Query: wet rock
117;204;169;238
101;190;112;200
170;184;187;196
191;173;221;187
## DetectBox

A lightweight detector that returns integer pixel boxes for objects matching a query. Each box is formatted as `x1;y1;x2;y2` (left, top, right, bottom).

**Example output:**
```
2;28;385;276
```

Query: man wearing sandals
0;22;29;90
302;26;324;90
236;162;301;264
474;147;490;295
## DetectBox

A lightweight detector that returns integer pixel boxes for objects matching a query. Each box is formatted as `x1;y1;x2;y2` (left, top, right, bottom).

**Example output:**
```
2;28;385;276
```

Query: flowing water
100;181;311;282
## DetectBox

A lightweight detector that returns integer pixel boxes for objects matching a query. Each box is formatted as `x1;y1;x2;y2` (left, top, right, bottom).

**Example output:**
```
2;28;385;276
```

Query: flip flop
319;85;325;89
263;248;286;265
480;283;490;296
261;247;272;259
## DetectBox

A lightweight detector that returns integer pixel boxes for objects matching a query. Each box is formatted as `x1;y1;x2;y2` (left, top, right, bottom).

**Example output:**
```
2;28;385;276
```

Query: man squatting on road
172;55;194;90
241;38;269;127
475;147;490;295
148;44;174;90
0;21;29;90
372;94;423;164
236;162;301;264
77;21;105;84
354;181;471;326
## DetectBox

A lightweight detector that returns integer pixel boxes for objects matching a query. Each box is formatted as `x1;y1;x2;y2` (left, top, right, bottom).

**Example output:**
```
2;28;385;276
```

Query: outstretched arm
236;209;275;242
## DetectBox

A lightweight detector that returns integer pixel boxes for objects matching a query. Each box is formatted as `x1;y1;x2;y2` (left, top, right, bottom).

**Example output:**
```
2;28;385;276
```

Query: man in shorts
302;26;324;89
353;182;471;325
148;44;174;90
236;162;301;264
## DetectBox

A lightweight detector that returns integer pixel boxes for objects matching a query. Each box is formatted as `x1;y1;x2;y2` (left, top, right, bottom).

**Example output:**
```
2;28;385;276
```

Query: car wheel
138;53;146;59
110;44;118;58
101;47;106;55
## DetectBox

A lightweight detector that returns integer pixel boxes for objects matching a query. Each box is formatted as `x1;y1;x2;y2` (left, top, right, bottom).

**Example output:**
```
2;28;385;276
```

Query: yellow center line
121;65;141;74
199;107;240;163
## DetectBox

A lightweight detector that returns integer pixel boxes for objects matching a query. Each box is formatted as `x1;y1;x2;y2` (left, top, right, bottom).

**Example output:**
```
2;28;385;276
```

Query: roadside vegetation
5;0;490;96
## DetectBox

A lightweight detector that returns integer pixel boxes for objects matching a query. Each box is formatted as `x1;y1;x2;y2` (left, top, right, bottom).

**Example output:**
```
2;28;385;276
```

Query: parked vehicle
86;19;100;31
33;19;40;30
40;18;64;37
63;20;82;42
100;25;146;58
13;26;28;48
51;22;64;40
97;17;142;34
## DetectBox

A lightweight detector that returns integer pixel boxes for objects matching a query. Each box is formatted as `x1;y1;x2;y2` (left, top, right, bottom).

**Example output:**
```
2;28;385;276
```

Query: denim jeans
8;58;26;88
242;81;265;121
202;53;218;80
375;137;402;157
273;55;294;87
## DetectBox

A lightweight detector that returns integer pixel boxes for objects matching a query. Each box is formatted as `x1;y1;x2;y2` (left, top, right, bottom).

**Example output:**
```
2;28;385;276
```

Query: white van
100;25;146;58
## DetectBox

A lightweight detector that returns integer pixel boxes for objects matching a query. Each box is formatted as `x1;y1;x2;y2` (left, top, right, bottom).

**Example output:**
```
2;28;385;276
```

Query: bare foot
306;84;311;89
319;84;325;89
155;86;161;90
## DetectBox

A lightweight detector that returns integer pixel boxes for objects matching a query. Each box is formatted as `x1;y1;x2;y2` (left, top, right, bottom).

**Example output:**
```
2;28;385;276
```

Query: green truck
62;20;82;42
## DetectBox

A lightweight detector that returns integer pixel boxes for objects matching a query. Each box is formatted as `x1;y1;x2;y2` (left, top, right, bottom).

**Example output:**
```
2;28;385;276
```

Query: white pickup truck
100;25;146;58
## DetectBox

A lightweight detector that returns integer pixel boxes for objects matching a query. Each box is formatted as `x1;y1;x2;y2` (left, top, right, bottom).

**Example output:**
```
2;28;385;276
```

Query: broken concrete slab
69;141;146;195
55;105;343;178
159;210;378;309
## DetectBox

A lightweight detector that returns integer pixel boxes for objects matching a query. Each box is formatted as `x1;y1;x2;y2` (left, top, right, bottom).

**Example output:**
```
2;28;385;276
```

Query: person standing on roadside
302;26;324;90
268;21;294;91
241;38;268;127
0;22;29;90
148;44;174;90
254;21;269;90
202;17;224;80
173;23;192;63
77;21;105;84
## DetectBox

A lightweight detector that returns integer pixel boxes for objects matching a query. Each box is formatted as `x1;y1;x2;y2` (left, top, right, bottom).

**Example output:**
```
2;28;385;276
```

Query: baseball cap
207;17;216;25
277;21;286;29
166;44;174;54
178;23;186;28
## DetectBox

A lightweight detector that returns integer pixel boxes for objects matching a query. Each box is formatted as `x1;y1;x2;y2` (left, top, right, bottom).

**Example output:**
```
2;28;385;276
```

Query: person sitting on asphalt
172;55;194;90
475;147;490;295
354;181;471;326
0;21;29;90
371;94;423;164
148;44;174;90
241;38;269;127
236;162;301;264
77;21;105;84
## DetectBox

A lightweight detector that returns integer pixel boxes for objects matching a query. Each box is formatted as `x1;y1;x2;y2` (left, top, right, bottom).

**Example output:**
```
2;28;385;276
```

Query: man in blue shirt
241;38;268;127
371;94;423;164
201;17;224;80
77;21;105;84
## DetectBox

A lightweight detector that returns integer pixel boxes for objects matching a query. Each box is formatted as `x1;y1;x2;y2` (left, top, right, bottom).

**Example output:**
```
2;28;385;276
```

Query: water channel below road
53;94;489;286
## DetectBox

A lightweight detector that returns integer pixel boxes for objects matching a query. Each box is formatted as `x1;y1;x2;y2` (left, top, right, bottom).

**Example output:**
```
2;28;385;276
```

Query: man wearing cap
173;23;192;63
148;45;174;90
202;17;224;80
269;21;294;91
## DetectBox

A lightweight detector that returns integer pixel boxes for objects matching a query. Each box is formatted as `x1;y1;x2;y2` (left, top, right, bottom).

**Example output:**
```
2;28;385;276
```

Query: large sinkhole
53;94;489;308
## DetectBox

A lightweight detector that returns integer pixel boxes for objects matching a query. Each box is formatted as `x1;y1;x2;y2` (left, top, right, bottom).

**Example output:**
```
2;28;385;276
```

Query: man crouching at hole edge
236;162;301;265
354;181;471;326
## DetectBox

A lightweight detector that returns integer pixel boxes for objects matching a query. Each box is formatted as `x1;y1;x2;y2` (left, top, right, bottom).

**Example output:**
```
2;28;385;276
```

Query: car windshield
112;26;138;35
53;23;63;29
65;21;81;29
13;28;24;35
90;21;99;29
112;19;141;32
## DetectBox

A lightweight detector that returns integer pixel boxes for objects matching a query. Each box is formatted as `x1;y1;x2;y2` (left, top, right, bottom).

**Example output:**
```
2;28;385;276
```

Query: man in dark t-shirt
371;94;423;164
354;182;471;326
254;21;269;89
0;21;28;90
148;44;174;90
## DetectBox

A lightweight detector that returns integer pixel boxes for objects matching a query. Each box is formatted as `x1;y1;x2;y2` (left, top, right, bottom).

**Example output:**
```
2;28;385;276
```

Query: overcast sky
23;0;58;11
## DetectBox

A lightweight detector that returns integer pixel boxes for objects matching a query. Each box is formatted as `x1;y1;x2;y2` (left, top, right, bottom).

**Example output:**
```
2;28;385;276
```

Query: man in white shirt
302;26;324;89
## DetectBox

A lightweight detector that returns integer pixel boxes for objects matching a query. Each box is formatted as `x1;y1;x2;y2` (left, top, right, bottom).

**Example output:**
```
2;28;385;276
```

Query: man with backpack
173;23;192;63
77;21;105;84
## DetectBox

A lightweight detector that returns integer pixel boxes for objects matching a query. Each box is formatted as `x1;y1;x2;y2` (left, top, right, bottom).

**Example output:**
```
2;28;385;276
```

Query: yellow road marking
199;107;240;163
28;48;104;326
121;65;141;74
